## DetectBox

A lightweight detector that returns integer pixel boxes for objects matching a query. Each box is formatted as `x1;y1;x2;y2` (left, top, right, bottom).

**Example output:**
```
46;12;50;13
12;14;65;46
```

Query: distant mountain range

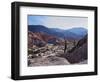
28;25;87;40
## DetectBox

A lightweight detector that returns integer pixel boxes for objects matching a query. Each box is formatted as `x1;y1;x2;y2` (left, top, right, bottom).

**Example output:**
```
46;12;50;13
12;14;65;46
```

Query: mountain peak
28;25;87;40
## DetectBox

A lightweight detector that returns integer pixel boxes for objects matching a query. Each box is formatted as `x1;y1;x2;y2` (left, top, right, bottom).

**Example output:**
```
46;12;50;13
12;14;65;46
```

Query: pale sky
28;15;88;30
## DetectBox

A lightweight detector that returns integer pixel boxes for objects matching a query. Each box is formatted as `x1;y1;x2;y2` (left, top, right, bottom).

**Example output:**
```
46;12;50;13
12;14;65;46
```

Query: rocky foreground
28;44;70;66
28;39;87;67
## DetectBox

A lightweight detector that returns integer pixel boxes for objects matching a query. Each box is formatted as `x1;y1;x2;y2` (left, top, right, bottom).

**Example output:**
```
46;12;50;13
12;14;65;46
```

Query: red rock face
28;31;62;48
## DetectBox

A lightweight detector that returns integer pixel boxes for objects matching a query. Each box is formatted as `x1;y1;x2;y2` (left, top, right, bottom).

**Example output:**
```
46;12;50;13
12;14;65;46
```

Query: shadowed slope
64;35;88;63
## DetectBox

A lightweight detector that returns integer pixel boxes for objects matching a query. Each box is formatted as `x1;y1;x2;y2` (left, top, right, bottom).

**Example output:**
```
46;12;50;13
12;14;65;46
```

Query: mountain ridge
28;25;87;40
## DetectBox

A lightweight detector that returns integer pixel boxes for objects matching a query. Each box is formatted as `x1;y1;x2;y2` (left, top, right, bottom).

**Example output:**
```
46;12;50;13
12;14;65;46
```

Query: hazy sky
28;15;88;30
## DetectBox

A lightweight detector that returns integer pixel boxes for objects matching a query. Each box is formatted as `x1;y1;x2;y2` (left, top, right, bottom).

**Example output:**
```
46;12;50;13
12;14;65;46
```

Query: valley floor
28;44;87;67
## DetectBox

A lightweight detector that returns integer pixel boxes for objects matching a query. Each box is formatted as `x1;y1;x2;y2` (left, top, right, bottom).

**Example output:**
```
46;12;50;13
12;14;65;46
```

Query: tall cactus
64;37;67;53
73;39;76;47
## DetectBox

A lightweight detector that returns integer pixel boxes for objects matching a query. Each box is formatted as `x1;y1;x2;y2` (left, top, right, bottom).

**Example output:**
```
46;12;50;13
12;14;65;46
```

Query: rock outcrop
64;35;88;63
28;31;61;48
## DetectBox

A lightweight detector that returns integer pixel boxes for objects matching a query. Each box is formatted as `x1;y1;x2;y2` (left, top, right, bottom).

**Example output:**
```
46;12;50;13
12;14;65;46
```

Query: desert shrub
28;48;33;54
